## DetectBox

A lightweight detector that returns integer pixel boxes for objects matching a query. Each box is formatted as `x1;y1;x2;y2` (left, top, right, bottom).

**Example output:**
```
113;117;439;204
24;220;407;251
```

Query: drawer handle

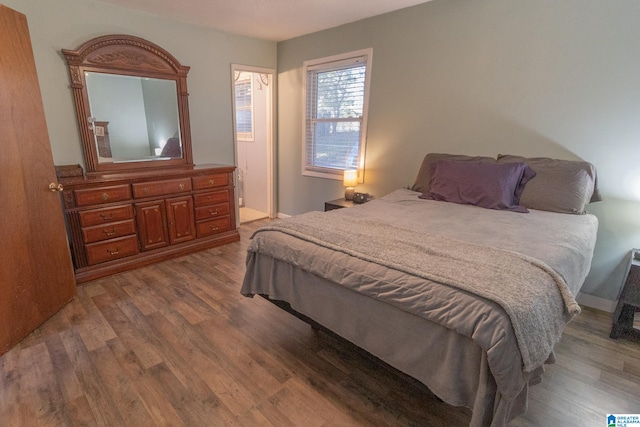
206;196;212;201
103;227;117;236
179;183;185;190
100;212;114;221
106;247;120;256
208;209;218;216
209;225;219;231
209;179;215;185
101;192;109;201
143;188;149;195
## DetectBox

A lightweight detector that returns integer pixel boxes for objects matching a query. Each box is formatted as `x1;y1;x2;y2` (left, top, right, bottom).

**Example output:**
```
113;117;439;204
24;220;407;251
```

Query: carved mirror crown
62;34;193;175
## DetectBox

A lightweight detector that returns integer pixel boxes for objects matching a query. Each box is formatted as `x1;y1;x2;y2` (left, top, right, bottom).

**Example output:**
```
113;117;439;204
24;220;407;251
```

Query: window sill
302;169;343;180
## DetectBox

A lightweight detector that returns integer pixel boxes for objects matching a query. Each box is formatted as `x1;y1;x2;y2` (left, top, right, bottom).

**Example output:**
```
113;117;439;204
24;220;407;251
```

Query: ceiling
96;0;433;42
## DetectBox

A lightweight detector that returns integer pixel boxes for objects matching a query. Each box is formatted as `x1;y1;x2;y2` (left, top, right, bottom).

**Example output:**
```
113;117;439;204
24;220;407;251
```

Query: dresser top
59;163;235;187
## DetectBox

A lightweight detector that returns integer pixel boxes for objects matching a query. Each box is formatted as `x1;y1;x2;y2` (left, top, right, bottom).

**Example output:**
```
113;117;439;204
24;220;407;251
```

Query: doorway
231;65;274;224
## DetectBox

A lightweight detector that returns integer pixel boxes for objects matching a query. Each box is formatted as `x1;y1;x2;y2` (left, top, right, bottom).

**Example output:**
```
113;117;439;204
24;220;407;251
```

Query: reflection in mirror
85;72;182;163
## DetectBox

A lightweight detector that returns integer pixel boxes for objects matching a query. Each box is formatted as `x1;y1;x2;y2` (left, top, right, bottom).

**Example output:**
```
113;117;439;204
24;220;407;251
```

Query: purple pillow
419;160;536;213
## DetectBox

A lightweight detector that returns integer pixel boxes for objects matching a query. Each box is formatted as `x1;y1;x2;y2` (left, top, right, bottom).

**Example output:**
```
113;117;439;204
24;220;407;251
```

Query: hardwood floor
1;218;639;426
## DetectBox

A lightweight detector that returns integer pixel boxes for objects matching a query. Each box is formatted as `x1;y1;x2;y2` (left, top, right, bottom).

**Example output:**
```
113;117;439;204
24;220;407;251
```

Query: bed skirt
242;251;547;427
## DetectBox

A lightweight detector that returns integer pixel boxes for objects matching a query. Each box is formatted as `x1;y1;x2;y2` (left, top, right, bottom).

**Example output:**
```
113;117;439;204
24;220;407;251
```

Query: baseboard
277;212;291;219
576;292;616;313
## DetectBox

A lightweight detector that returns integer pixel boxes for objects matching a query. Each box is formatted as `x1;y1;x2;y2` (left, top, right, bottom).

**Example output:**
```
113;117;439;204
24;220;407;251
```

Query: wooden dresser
60;164;239;284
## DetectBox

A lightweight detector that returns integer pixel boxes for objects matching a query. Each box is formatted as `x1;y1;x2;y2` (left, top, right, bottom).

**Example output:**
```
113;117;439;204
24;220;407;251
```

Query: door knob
48;182;64;192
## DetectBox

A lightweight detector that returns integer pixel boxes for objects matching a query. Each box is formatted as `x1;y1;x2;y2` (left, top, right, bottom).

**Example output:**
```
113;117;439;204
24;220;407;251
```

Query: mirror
85;73;181;162
62;35;193;175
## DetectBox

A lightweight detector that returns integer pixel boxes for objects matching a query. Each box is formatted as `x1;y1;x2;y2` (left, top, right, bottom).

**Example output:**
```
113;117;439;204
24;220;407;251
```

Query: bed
241;153;600;426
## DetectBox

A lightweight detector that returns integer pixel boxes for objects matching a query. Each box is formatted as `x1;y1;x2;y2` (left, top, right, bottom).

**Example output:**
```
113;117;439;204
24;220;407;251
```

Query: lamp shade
343;170;358;187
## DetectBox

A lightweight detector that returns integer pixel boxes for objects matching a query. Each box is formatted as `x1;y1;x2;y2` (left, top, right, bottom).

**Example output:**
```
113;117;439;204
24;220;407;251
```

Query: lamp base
345;187;355;201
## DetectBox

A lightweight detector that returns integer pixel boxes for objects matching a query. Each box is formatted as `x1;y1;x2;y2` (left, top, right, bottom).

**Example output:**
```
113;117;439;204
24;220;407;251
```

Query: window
303;48;372;180
234;74;253;141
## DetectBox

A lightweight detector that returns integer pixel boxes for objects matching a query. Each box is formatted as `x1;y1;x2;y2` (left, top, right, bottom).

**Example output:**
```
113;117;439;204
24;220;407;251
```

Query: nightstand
610;249;640;340
324;198;356;211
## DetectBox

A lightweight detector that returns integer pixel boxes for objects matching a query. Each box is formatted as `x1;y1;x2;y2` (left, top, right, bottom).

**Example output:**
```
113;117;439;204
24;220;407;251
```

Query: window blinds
235;79;253;139
305;55;367;172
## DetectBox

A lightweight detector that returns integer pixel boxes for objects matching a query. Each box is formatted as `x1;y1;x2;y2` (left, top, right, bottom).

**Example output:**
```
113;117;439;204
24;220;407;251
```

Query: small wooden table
610;249;640;340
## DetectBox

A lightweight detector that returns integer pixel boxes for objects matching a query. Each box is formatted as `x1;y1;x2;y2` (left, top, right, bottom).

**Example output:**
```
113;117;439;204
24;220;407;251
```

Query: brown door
0;5;76;355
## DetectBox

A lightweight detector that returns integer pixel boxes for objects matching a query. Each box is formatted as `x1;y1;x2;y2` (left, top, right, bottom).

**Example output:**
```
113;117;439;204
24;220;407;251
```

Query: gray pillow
496;154;601;214
412;153;496;193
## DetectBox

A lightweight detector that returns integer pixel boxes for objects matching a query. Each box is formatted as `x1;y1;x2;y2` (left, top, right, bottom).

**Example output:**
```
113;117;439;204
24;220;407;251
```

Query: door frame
230;64;276;224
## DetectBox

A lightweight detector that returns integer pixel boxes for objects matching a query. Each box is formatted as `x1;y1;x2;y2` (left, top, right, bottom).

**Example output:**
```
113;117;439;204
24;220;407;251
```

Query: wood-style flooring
1;218;639;426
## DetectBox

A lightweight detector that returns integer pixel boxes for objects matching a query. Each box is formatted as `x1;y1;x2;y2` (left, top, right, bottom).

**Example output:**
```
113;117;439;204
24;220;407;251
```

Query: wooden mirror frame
62;34;193;175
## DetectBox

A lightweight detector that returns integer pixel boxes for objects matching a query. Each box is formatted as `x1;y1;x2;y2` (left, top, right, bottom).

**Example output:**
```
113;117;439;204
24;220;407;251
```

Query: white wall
1;0;276;168
276;0;640;302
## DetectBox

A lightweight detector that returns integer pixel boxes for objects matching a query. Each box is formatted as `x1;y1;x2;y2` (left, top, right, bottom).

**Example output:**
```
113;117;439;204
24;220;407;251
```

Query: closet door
0;4;76;355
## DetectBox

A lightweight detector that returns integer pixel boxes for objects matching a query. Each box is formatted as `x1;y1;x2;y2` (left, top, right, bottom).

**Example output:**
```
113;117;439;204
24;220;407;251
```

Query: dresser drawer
74;185;131;207
192;173;229;190
85;235;139;265
193;190;230;207
79;205;134;227
82;219;136;244
195;203;230;221
132;178;192;198
196;216;231;237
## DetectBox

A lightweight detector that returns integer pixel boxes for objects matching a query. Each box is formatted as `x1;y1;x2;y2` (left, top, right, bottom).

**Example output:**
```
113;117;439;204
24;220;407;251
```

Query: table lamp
343;170;358;201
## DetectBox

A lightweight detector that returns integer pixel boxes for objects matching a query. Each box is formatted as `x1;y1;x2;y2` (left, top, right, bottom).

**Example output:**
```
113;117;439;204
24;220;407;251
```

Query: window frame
234;75;254;142
301;48;373;182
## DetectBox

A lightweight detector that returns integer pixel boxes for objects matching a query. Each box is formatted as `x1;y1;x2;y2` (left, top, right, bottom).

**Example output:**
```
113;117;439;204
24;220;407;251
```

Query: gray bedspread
253;210;578;373
241;189;598;423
